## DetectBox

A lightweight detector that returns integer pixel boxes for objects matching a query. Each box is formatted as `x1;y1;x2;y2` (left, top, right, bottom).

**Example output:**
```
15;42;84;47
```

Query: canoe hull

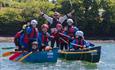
59;46;101;63
23;48;58;62
10;48;59;63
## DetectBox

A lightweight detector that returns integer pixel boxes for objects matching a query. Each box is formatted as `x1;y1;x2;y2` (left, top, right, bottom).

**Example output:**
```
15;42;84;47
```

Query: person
19;27;30;51
50;28;58;48
14;20;31;51
26;19;38;51
31;41;38;52
50;24;63;48
40;10;75;29
64;19;79;41
38;24;51;51
51;23;68;50
70;31;94;50
14;30;23;51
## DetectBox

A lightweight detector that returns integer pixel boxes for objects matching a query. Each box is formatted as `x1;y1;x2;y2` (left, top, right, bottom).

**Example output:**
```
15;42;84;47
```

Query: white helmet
31;19;38;25
67;19;74;24
75;31;84;37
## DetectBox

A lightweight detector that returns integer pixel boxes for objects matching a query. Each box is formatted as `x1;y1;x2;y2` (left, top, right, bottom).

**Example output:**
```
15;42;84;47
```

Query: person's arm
40;11;53;24
59;15;68;24
59;10;75;24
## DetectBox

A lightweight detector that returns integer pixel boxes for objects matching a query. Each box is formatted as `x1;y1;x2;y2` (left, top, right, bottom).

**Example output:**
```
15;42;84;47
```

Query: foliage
0;0;115;38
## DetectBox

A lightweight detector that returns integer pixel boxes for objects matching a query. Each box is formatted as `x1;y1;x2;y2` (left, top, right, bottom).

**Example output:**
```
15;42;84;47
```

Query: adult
40;10;75;28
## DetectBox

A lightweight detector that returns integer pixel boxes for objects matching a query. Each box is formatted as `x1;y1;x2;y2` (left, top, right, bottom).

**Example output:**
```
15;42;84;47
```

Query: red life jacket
42;33;48;43
14;32;21;46
15;32;21;38
74;39;84;49
30;28;38;39
68;26;75;37
59;30;69;44
23;34;29;43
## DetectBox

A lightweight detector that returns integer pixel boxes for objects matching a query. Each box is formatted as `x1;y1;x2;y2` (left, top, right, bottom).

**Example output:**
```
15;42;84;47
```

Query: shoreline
0;37;115;43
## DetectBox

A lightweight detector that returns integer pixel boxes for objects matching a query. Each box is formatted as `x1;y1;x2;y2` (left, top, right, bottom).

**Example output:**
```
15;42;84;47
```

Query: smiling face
53;12;60;19
32;24;37;28
42;27;48;33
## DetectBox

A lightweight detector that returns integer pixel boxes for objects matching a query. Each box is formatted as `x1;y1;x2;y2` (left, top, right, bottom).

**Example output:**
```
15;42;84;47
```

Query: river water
0;42;115;70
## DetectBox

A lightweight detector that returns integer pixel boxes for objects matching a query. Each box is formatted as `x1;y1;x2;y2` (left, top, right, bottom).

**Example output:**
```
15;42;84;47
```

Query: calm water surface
0;42;115;70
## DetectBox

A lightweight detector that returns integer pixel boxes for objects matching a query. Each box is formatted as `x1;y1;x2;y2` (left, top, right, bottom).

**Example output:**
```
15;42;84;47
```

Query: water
0;42;115;70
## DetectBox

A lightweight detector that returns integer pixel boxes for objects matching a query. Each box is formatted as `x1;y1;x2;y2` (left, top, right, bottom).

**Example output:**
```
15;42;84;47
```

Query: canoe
9;48;59;63
59;46;101;63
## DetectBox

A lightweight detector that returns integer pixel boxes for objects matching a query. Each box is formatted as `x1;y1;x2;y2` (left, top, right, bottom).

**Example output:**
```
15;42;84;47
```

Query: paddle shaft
18;52;32;62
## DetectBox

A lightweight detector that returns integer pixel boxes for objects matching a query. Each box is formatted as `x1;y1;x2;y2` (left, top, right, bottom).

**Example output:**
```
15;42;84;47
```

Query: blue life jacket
19;33;29;49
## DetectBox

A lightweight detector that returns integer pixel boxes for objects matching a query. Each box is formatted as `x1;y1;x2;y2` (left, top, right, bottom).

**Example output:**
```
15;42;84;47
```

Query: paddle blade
2;52;12;57
9;52;21;61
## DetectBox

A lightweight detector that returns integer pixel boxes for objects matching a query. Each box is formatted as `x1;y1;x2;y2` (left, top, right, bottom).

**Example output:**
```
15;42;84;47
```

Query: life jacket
67;25;76;37
58;30;69;44
15;32;21;38
49;18;61;28
29;28;38;40
14;31;22;46
23;34;29;44
42;33;49;43
51;32;59;40
74;38;84;49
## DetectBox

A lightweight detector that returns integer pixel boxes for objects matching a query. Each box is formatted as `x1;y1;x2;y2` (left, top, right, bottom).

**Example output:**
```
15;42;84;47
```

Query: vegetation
0;0;115;39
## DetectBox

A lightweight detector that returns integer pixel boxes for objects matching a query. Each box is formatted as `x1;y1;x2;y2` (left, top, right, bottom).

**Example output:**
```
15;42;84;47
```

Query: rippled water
0;42;115;70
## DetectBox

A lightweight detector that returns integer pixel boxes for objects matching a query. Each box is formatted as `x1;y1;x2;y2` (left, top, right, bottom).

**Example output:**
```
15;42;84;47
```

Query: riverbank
0;37;14;42
0;37;115;43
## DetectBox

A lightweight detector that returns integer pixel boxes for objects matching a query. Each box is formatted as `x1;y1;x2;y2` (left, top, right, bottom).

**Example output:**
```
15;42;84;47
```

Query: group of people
14;10;94;52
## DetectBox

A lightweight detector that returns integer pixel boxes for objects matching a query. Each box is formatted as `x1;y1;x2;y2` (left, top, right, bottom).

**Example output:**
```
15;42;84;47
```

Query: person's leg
51;39;55;48
64;43;68;50
60;43;64;50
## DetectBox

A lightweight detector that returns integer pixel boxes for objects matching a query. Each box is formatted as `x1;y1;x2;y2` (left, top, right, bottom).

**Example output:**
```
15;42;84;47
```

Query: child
70;31;94;50
55;24;68;50
64;19;79;41
38;24;50;51
26;19;38;51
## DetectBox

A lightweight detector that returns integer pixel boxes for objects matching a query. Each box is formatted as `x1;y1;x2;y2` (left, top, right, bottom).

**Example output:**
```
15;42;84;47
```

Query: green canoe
59;46;101;63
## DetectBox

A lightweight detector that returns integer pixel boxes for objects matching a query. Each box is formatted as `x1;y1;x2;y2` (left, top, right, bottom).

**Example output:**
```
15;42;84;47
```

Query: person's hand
67;10;75;17
42;43;45;47
50;36;54;38
71;9;75;14
40;11;44;16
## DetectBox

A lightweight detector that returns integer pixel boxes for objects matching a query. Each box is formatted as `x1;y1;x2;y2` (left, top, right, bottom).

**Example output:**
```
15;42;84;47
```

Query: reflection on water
0;42;115;70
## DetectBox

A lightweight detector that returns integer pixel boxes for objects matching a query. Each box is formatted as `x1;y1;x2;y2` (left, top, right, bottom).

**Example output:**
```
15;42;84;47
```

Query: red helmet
56;23;62;28
41;24;49;29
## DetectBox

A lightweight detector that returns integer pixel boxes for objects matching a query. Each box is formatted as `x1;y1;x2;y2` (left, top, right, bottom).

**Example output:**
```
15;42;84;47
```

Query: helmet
41;24;49;29
31;19;38;25
67;19;74;25
75;31;84;37
56;23;62;28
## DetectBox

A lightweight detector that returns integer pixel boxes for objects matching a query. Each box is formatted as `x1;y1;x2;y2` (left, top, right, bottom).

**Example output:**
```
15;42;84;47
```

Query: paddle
2;51;25;57
2;51;19;57
2;47;15;50
59;37;84;49
9;52;22;61
17;52;32;62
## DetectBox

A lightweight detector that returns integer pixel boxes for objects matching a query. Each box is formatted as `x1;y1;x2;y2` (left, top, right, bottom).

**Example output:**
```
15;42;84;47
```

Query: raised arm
59;10;75;24
40;11;53;24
